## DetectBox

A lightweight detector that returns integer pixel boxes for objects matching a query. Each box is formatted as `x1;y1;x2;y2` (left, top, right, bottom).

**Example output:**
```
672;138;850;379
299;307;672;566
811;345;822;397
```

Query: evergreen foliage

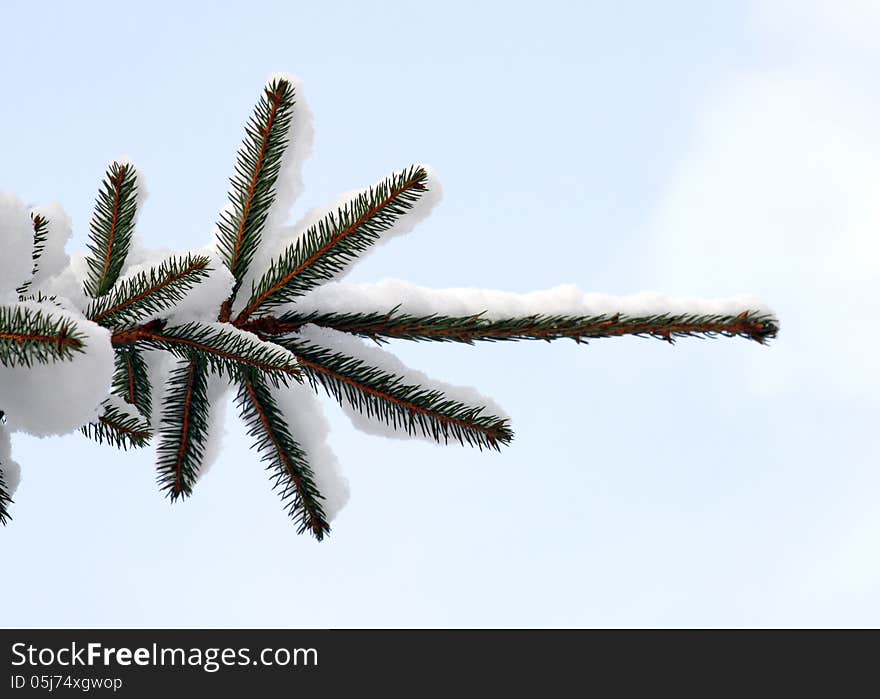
156;358;211;500
16;213;49;296
0;305;86;367
216;78;297;307
83;162;140;298
238;166;430;321
86;254;212;327
81;399;152;450
0;467;13;526
236;374;330;539
0;76;780;534
110;346;152;418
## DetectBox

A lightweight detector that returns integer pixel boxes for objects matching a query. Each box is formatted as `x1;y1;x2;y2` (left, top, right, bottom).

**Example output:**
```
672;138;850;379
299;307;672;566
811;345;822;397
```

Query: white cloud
639;5;880;399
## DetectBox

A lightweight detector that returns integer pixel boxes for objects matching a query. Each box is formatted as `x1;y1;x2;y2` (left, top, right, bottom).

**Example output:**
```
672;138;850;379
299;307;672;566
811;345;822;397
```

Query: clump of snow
293;278;773;319
295;324;508;443
0;302;115;436
0;191;37;297
28;202;72;288
273;381;349;521
38;253;91;312
99;393;142;418
195;373;232;480
0;422;22;498
144;347;175;430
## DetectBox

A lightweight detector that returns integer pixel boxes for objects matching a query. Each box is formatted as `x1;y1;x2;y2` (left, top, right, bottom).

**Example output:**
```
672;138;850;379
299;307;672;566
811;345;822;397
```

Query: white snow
0;191;37;297
272;380;349;521
232;166;443;315
0;422;22;498
0;301;115;436
292;278;773;320
28;202;73;289
144;347;175;430
295;324;508;442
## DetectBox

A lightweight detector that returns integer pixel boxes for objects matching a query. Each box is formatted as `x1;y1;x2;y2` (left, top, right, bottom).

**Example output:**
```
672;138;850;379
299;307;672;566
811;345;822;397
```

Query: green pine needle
122;321;301;387
16;213;50;297
83;162;140;298
236;374;330;540
156;358;210;500
282;336;513;450
87;254;212;327
237;166;430;322
110;346;152;419
0;305;86;367
270;308;780;346
216;78;297;296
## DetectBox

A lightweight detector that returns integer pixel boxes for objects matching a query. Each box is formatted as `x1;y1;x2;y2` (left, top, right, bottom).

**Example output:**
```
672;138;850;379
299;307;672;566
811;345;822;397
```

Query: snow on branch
83;161;142;298
0;72;778;535
235;166;441;322
283;325;512;450
156;358;211;501
0;424;21;525
112;320;301;387
236;373;330;539
81;395;152;450
215;77;299;305
0;192;37;297
281;280;778;344
0;302;114;436
0;304;87;367
86;253;213;327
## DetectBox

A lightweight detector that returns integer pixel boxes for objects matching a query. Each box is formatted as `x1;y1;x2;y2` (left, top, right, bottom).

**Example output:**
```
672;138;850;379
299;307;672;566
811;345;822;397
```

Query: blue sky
1;0;878;627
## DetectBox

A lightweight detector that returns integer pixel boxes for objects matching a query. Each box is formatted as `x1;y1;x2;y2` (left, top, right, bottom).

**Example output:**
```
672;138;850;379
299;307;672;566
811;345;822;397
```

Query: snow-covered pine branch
86;254;213;327
266;280;778;345
83;162;141;299
0;73;778;535
236;373;330;540
235;166;439;322
215;77;299;318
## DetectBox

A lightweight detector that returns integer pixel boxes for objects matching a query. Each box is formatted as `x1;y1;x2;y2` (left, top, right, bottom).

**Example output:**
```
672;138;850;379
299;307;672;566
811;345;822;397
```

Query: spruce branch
0;74;780;537
235;166;430;323
0;305;86;367
216;78;297;311
86;254;212;327
282;336;513;450
265;308;779;345
155;358;210;500
236;375;330;540
112;320;301;386
16;213;50;297
83;162;140;298
81;399;152;450
111;346;152;418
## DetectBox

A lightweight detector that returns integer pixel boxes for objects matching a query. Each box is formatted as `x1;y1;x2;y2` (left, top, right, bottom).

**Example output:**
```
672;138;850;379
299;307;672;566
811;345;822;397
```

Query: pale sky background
1;0;878;627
